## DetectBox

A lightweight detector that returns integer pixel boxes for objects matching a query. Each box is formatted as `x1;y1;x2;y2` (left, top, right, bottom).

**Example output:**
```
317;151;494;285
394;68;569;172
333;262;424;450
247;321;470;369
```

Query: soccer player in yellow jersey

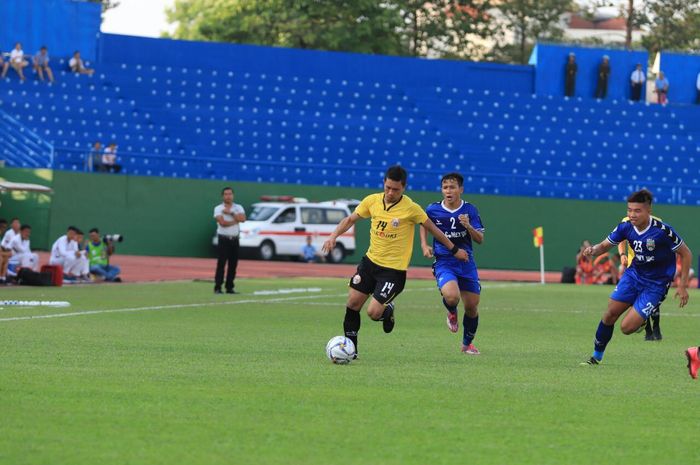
617;215;663;340
322;166;468;356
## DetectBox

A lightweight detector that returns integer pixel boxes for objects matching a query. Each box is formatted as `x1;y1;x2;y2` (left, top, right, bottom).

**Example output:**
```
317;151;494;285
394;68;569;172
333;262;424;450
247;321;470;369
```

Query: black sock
344;307;360;351
651;312;660;331
442;297;458;314
463;314;479;346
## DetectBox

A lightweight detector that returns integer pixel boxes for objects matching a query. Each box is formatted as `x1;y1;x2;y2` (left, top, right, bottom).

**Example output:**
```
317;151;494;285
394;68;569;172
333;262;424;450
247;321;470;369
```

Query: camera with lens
104;234;124;243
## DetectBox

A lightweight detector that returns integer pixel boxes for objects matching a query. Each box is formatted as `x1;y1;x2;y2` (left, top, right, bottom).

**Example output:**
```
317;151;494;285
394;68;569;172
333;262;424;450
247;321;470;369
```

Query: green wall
1;167;698;271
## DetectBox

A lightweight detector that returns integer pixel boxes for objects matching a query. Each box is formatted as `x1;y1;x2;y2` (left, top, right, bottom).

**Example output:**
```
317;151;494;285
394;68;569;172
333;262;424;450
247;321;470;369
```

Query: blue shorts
433;260;481;295
610;271;670;320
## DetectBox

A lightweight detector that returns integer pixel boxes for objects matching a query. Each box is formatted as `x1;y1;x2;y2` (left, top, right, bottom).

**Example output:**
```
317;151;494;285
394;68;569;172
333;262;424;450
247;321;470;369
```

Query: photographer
86;228;122;282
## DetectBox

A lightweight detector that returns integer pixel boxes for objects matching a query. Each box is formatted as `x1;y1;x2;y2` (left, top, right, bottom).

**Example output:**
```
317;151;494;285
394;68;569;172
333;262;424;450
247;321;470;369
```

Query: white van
239;201;356;263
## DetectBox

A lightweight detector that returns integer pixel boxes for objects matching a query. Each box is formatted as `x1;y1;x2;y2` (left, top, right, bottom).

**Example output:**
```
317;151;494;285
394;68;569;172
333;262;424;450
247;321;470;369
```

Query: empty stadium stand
0;37;698;205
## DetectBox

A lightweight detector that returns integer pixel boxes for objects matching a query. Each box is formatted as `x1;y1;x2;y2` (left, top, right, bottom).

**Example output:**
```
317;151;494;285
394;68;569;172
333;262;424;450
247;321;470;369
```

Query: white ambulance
239;198;356;263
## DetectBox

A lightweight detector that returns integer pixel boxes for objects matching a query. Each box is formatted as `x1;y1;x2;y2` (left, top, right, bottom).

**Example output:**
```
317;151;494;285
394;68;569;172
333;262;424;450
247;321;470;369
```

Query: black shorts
349;256;406;305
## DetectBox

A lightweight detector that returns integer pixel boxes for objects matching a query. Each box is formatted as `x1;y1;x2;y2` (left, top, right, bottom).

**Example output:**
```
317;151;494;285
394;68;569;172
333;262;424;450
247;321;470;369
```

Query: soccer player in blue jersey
581;189;692;365
419;172;485;355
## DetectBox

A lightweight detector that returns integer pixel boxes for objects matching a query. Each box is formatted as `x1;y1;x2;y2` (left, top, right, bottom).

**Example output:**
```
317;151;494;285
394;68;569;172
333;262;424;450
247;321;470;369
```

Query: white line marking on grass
253;287;322;295
0;293;348;323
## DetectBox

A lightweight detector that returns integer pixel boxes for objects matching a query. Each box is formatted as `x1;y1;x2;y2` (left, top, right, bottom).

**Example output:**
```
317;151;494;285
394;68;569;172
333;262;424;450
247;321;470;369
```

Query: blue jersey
425;200;484;268
607;218;683;282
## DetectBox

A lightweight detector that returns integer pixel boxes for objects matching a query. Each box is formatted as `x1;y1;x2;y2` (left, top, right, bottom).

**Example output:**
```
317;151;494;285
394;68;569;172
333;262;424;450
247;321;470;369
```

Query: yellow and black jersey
355;193;428;271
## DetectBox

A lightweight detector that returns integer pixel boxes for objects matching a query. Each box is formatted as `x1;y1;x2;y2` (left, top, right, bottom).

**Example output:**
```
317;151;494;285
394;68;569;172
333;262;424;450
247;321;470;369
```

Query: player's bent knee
444;295;460;307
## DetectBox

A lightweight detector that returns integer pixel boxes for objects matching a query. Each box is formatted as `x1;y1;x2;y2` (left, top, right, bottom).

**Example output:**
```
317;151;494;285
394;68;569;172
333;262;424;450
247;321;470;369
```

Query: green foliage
166;0;404;55
1;279;699;464
493;0;573;64
640;0;700;54
166;0;495;58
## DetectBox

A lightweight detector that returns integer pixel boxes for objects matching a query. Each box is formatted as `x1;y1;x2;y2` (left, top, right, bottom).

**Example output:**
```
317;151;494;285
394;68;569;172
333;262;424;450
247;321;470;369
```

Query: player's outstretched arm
322;213;361;254
419;224;433;258
675;243;692;308
583;239;614;258
422;218;468;262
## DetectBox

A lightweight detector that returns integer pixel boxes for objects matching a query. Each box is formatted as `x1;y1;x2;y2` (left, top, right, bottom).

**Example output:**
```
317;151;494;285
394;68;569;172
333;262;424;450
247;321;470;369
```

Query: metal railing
0;109;54;168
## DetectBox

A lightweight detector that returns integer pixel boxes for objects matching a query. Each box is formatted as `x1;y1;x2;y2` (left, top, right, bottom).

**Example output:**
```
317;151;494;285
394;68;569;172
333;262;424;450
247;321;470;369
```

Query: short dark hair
384;165;407;186
222;186;234;195
40;46;47;51
11;217;19;223
67;226;78;232
75;229;84;235
441;172;464;186
0;218;6;225
20;224;31;231
89;228;99;234
627;189;653;205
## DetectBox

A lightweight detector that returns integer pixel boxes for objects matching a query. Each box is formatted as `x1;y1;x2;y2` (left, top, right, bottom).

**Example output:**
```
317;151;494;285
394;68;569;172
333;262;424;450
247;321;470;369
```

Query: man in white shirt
1;42;29;81
630;63;645;102
213;187;246;294
50;226;90;281
9;224;39;272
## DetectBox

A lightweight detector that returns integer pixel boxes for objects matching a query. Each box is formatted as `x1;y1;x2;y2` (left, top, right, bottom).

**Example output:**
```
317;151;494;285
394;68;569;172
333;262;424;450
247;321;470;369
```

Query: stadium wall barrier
98;34;535;92
1;167;698;272
0;167;53;250
660;52;700;105
0;0;101;62
532;44;648;100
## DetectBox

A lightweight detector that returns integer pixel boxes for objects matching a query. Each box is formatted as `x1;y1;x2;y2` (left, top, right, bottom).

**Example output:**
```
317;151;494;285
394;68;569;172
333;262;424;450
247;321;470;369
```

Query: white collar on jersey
441;200;464;213
633;220;652;235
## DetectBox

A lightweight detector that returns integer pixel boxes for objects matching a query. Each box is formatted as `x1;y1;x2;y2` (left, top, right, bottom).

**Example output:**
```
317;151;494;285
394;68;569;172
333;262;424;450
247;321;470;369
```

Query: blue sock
442;297;457;314
593;320;614;361
463;314;479;346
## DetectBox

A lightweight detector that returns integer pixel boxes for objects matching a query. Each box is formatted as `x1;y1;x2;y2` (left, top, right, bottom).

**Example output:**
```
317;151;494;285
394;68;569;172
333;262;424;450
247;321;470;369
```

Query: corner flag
533;227;544;248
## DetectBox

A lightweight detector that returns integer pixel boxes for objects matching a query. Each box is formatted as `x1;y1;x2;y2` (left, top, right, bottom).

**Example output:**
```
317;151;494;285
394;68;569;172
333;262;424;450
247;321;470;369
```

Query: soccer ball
325;336;356;364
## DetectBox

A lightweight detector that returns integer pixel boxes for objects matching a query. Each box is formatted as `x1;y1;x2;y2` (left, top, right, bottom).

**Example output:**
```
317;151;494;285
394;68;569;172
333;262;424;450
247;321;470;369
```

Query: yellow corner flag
533;227;544;248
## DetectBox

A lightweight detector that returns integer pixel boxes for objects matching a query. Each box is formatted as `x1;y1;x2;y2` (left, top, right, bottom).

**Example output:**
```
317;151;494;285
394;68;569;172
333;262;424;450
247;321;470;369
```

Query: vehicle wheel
259;241;276;260
327;244;345;263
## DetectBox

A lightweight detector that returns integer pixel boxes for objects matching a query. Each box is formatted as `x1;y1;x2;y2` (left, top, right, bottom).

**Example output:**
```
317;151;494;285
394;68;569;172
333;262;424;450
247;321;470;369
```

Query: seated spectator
69;51;94;75
593;252;619;285
49;226;90;282
655;71;669;105
1;42;29;81
86;228;121;282
8;224;39;272
102;143;122;173
33;46;54;83
89;141;103;172
300;236;324;263
575;240;594;284
0;218;11;284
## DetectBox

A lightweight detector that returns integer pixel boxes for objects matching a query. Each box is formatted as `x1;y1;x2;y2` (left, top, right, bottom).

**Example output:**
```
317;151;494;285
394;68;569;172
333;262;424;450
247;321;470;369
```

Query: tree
391;0;496;59
166;0;497;59
493;0;573;64
641;0;700;54
166;0;404;55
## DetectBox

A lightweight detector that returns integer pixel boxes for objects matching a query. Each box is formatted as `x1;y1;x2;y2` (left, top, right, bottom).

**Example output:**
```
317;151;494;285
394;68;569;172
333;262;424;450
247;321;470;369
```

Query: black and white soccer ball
325;336;356;364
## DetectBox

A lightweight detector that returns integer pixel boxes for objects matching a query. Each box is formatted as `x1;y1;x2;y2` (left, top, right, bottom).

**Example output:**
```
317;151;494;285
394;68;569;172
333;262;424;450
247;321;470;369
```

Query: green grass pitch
1;278;698;465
